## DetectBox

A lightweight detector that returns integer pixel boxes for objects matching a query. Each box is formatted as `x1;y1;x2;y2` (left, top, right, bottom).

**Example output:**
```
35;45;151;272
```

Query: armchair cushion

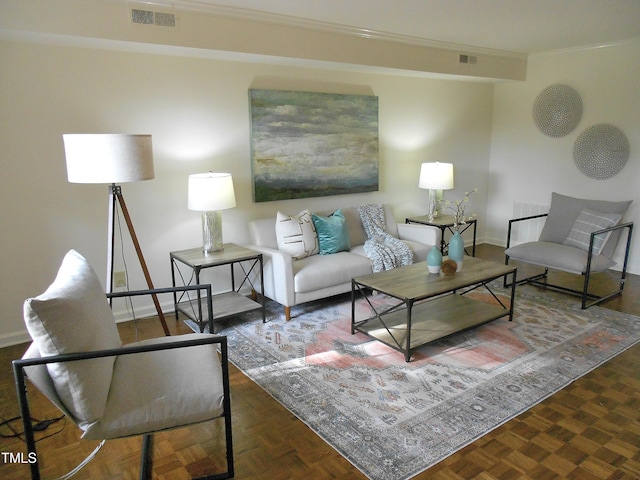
506;241;615;275
563;208;622;255
82;334;224;440
22;250;122;424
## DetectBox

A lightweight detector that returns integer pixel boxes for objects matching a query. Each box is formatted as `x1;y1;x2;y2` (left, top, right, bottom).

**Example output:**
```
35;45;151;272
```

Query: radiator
510;201;550;245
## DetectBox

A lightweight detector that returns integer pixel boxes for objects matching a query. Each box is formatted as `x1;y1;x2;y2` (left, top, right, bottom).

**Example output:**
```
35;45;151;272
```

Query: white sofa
246;205;440;320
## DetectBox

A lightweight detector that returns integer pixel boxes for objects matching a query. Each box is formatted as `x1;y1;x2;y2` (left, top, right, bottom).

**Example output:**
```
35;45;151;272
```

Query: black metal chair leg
141;434;153;480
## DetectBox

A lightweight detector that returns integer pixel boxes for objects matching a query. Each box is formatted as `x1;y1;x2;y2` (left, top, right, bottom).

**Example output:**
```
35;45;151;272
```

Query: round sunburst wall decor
532;84;583;137
573;124;630;180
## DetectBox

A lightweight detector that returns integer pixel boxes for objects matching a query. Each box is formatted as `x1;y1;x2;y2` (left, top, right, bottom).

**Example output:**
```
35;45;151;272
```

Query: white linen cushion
82;334;224;439
505;241;615;275
563;208;621;255
275;209;319;259
293;251;372;293
23;250;122;424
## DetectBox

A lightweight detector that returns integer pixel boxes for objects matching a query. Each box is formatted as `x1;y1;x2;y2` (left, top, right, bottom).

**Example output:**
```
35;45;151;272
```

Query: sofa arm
397;223;440;247
244;244;296;307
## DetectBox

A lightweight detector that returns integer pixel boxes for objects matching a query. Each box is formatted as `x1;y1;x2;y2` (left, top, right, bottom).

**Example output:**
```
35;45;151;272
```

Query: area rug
217;285;640;480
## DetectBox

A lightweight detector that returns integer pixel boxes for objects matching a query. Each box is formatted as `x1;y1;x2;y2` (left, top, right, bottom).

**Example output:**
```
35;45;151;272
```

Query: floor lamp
63;134;170;336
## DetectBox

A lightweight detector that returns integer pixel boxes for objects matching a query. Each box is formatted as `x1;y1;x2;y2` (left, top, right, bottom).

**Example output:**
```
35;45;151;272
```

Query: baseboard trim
0;331;31;349
1;299;177;349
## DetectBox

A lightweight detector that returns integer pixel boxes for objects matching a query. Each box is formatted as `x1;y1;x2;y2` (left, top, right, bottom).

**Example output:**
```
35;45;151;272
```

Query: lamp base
427;189;443;220
202;211;224;253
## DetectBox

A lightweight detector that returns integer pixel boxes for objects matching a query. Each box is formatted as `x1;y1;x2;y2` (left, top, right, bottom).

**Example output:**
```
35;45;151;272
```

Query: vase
427;246;442;273
448;231;465;271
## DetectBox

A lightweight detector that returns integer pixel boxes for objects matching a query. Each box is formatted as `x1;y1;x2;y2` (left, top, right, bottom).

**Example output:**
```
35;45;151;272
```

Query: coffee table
351;257;517;362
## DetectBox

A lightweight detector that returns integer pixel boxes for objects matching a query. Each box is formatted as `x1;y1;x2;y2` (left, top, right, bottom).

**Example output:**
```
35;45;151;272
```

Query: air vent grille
131;9;176;27
459;54;477;65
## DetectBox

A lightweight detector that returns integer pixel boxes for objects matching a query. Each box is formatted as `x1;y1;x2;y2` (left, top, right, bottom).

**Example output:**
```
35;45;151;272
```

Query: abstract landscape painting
249;89;379;202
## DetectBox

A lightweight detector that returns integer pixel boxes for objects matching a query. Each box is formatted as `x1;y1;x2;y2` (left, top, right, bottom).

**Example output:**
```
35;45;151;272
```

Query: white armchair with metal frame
505;192;633;308
13;250;234;480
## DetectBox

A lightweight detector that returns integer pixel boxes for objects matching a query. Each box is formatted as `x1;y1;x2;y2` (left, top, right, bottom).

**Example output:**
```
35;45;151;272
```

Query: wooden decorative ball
440;259;457;276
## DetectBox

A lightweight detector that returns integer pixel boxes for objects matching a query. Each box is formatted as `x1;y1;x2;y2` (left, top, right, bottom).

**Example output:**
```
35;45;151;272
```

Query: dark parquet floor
1;244;638;479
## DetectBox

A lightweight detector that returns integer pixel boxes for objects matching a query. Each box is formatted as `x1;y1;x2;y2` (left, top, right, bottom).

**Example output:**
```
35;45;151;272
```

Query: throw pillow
275;209;319;259
23;250;122;424
563;208;622;255
312;209;351;255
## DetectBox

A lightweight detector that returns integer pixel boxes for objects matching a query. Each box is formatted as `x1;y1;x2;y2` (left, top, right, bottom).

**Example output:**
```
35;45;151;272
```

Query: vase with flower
440;188;477;271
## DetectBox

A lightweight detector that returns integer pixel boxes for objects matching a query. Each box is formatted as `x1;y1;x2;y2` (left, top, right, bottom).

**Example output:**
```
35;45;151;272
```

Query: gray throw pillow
563;208;622;255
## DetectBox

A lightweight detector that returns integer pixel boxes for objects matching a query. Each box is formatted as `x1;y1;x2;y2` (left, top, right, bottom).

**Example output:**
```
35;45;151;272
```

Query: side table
406;214;477;256
170;243;265;333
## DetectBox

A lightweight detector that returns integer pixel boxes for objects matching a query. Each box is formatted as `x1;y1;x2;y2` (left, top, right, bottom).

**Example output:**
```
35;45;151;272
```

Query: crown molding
529;36;640;58
124;0;526;60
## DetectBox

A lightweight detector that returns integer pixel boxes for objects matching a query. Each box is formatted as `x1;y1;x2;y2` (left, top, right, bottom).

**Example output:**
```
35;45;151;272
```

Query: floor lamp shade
61;133;170;336
419;162;454;220
188;173;237;253
63;134;154;183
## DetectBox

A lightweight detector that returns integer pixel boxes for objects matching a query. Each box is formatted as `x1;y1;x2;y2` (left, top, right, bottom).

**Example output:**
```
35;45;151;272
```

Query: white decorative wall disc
532;84;583;137
573;124;630;179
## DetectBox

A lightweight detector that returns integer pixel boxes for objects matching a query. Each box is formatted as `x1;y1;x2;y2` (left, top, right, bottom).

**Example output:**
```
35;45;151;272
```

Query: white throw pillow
275;209;319;259
563;208;622;255
23;250;122;424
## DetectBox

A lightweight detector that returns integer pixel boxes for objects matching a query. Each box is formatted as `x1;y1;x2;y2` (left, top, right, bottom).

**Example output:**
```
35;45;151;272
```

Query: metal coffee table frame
351;257;517;362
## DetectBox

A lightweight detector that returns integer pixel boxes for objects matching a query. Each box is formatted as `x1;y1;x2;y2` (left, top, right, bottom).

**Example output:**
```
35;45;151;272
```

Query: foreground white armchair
13;250;233;479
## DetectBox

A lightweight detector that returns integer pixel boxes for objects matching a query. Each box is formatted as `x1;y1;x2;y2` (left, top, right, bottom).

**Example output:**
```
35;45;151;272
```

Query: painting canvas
249;89;379;202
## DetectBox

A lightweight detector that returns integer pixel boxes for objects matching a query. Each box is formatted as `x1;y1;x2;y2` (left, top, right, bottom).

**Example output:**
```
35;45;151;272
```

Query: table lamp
63;133;169;335
418;162;454;220
188;173;236;253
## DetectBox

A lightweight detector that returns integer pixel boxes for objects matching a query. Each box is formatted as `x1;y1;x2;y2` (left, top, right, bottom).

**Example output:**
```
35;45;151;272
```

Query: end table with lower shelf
405;214;477;257
170;243;265;333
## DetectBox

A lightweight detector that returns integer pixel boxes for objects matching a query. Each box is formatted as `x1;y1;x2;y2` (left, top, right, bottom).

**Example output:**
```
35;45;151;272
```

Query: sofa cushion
22;250;122;424
275;209;319;259
400;239;431;262
293;252;372;293
352;240;430;263
539;193;631;258
312;209;351;255
505;241;615;275
563;208;622;255
341;207;368;247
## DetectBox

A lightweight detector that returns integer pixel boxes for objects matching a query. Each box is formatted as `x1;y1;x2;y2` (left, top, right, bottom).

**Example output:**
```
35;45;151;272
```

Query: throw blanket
358;204;414;273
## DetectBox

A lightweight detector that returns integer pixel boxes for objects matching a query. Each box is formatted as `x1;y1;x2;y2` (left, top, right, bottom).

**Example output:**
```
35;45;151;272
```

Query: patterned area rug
217;285;640;480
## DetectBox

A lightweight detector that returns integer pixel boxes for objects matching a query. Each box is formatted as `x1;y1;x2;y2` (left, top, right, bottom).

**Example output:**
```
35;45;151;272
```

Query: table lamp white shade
418;162;454;190
188;173;237;211
188;173;236;253
419;162;454;220
63;134;154;184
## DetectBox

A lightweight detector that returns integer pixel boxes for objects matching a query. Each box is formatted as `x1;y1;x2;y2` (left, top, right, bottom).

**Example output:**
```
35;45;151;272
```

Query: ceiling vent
459;54;477;65
131;8;176;27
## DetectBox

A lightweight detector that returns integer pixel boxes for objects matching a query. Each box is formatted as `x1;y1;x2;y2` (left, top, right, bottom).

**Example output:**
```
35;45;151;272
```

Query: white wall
0;40;494;346
487;40;640;273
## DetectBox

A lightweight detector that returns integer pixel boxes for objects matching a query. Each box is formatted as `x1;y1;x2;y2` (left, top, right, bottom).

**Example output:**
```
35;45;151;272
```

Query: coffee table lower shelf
354;293;510;360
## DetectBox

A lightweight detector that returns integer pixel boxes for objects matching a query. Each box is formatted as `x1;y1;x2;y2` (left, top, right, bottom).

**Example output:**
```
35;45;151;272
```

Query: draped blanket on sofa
358;204;414;272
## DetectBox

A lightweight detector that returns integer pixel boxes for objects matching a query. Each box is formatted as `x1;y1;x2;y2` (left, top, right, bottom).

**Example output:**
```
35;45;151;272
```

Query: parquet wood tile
1;244;639;479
